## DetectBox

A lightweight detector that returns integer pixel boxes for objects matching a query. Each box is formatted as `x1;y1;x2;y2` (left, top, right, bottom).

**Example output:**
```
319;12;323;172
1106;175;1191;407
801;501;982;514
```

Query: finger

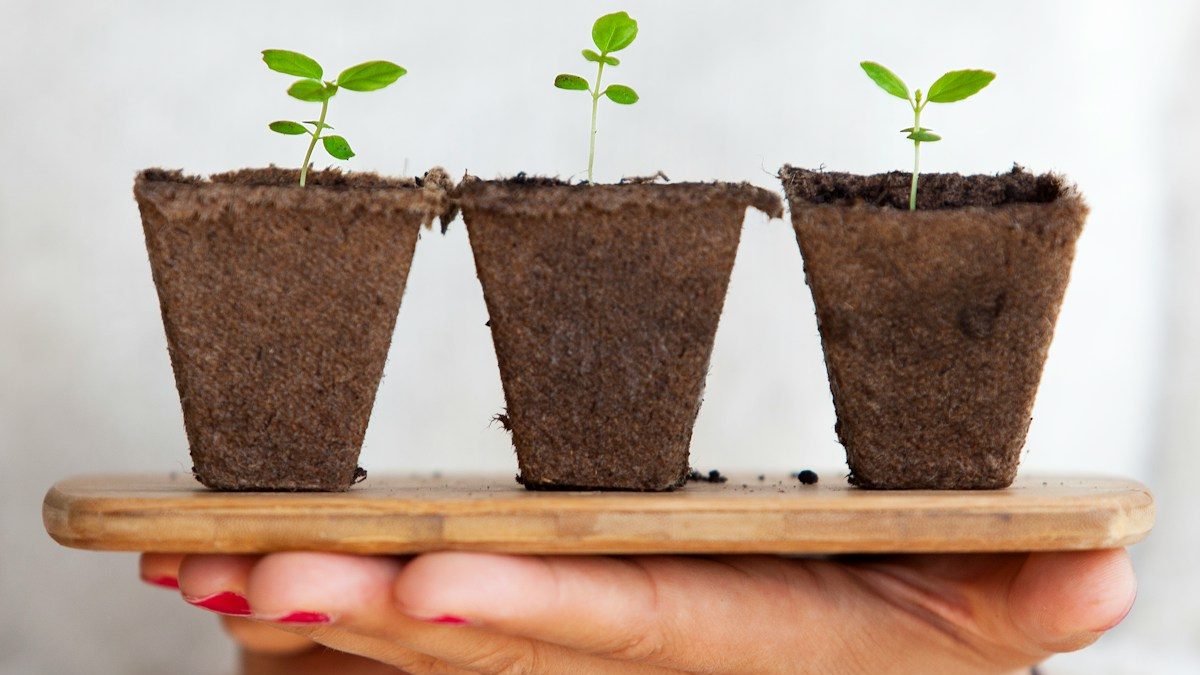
244;552;675;674
245;553;451;672
180;555;326;656
271;627;462;675
178;554;260;616
240;643;407;675
394;552;825;671
188;553;464;674
139;553;185;590
221;616;316;657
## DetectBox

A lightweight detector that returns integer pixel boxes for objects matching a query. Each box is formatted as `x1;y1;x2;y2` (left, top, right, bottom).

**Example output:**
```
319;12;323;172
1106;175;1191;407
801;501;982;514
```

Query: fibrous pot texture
134;167;452;491
780;166;1087;489
459;177;782;491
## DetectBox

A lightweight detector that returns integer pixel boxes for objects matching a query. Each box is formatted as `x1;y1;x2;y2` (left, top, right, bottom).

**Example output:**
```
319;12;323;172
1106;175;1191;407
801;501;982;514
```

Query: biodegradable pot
780;166;1087;489
134;167;452;491
458;177;782;491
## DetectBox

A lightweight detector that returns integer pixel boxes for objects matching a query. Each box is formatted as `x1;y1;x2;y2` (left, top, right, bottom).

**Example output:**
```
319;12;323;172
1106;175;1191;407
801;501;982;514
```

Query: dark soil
779;165;1065;210
780;166;1087;489
135;167;452;491
458;177;782;491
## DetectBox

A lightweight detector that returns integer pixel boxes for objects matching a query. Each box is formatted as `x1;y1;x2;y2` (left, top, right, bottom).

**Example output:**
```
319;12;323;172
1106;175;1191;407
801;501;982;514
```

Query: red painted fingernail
143;575;179;589
185;591;252;616
276;611;330;624
426;615;469;625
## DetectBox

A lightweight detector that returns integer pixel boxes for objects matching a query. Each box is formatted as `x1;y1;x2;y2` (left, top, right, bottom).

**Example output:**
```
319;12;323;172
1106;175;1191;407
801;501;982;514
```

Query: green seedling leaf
861;59;995;210
554;74;590;91
262;49;323;79
592;11;638;53
269;120;308;135
860;61;909;100
604;84;639;104
288;79;336;102
264;50;404;186
926;69;995;103
322;135;355;160
906;129;942;142
583;49;619;66
336;61;407;92
559;12;641;183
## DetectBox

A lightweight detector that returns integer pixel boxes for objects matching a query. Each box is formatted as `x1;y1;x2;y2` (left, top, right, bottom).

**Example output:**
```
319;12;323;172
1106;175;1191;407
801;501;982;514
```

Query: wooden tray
43;473;1154;555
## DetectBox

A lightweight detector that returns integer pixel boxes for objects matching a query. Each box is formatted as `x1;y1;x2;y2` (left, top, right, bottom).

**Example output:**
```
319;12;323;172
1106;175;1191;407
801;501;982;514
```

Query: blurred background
1;0;1197;672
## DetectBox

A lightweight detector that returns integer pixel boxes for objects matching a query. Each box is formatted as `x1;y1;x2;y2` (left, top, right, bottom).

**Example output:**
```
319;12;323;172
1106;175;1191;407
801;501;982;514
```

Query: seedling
263;50;406;186
860;62;995;210
554;11;640;183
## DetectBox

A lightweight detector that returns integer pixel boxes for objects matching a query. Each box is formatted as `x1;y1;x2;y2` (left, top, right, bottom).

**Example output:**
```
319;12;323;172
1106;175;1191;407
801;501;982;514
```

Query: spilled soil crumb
687;469;729;484
793;470;819;485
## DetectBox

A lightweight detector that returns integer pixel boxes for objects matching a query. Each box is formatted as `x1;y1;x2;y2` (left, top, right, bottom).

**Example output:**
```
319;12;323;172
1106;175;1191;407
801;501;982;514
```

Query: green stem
909;104;921;211
587;59;606;184
300;97;330;187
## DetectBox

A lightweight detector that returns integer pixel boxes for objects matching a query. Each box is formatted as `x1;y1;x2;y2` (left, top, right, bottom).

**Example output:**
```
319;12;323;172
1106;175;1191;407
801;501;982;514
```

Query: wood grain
43;473;1154;555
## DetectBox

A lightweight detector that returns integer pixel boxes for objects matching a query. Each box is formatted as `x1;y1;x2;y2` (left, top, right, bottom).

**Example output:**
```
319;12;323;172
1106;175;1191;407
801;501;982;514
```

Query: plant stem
909;103;921;211
300;97;330;187
587;59;606;183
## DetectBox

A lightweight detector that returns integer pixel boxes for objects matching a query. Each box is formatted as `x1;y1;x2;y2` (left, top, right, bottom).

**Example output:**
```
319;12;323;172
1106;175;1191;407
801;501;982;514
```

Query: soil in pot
780;166;1087;490
134;167;453;491
458;176;782;491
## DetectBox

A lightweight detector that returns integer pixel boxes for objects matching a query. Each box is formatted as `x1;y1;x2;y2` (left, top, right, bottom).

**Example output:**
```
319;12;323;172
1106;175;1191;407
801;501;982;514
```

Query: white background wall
1;1;1196;672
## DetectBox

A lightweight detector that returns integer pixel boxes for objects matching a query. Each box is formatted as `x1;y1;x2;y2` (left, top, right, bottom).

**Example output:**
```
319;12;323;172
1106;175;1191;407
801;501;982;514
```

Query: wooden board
43;473;1154;555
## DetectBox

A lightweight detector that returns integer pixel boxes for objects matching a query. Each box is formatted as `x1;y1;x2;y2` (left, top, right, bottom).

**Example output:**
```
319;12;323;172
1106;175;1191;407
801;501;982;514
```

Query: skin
139;549;1136;674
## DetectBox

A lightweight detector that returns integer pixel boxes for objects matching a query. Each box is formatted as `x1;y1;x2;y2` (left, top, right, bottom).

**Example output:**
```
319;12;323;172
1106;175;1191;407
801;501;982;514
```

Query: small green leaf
268;121;308;135
860;61;909;100
322;135;355;160
900;127;934;133
926;69;995;103
336;61;407;92
604;84;639;105
288;79;336;102
554;74;590;91
582;49;620;66
262;50;323;79
592;11;638;54
906;130;942;142
304;120;334;130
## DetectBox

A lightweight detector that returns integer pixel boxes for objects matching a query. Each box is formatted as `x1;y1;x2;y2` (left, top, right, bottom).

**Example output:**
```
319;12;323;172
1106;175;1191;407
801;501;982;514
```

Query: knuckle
602;625;669;662
377;649;445;675
457;640;544;675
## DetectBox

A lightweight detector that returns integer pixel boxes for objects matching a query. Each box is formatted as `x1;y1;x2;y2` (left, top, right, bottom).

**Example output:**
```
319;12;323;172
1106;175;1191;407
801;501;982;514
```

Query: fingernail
143;575;179;590
185;591;252;616
275;611;331;624
422;614;470;625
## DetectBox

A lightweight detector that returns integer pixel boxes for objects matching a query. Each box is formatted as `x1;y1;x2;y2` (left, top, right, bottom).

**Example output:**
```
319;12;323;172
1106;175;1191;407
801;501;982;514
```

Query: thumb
855;549;1136;671
1007;549;1137;653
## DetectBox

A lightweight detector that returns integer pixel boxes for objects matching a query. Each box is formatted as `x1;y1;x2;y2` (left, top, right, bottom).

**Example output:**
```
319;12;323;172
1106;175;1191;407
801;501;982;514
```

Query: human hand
140;549;1135;674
